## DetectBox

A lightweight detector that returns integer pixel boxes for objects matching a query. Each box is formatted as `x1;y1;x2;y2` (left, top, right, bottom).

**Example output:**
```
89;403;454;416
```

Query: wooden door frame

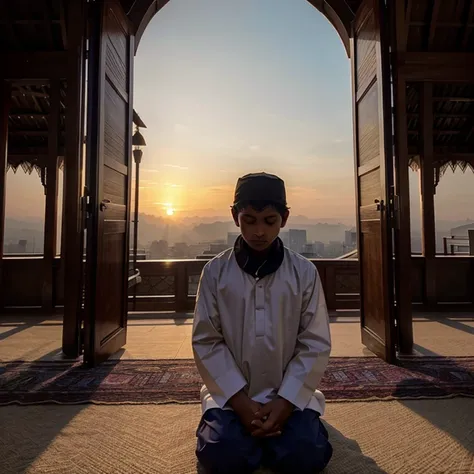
83;0;104;363
0;81;11;312
389;0;413;355
62;0;88;358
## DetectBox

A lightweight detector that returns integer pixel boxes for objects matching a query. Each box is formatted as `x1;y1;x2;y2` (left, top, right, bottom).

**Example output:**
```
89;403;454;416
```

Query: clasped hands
229;391;294;438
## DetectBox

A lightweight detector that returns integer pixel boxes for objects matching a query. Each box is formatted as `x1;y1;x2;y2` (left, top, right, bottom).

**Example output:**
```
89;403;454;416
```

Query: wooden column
391;0;413;354
42;79;61;312
175;263;189;313
420;82;437;306
0;82;11;312
62;0;85;357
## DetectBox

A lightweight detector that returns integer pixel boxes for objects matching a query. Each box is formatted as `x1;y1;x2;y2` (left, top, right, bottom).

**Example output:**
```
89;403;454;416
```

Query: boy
192;172;332;474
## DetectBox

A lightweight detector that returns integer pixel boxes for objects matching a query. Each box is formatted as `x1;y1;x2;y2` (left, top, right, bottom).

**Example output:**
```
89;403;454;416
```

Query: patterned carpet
0;357;473;405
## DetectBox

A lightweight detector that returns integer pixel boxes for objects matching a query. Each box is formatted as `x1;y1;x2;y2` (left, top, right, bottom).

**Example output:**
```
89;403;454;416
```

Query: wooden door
351;0;396;362
83;0;134;366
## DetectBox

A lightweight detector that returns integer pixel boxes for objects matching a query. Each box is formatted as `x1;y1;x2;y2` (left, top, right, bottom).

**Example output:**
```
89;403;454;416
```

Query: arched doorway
81;0;403;365
127;0;356;56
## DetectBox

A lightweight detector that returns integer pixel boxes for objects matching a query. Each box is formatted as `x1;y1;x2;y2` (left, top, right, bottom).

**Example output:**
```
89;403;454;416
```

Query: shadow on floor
0;360;118;473
394;379;474;454
0;318;49;342
412;343;440;356
323;423;387;474
432;317;474;336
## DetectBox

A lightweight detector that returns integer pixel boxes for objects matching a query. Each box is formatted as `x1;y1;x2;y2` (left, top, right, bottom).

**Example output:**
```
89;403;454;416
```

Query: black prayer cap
233;172;287;207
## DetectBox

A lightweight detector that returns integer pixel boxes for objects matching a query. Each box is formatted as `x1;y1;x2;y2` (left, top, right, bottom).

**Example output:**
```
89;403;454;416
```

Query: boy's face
232;205;289;252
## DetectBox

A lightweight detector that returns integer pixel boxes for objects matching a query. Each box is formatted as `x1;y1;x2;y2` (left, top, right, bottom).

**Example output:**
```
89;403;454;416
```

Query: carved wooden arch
125;0;355;57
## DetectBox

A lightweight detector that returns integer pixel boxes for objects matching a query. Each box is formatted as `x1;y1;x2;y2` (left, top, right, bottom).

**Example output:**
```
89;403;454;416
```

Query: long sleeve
278;268;331;410
192;265;247;408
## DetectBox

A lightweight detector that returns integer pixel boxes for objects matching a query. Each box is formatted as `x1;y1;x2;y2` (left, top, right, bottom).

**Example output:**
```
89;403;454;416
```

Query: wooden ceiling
404;0;474;173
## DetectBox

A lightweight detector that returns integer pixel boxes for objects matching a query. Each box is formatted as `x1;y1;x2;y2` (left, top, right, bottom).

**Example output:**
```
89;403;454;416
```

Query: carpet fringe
1;393;473;407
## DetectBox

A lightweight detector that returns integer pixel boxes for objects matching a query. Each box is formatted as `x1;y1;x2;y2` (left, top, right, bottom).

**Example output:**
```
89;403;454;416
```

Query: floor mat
1;357;473;405
1;401;473;473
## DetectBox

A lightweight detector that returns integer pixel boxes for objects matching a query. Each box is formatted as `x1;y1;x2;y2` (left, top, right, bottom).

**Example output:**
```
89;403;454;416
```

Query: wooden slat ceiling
405;0;474;174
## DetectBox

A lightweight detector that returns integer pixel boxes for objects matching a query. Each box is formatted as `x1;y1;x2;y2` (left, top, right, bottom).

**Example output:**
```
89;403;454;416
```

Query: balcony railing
128;259;360;312
443;230;474;255
2;254;473;312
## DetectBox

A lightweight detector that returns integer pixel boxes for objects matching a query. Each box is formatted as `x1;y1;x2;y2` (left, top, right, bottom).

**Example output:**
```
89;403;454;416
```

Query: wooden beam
9;111;66;118
9;130;65;137
407;113;471;119
62;0;85;358
0;82;11;312
11;91;49;99
461;1;474;50
391;0;413;355
59;0;68;50
394;0;411;55
1;52;68;80
458;111;474;144
7;154;49;164
42;79;61;312
10;130;48;137
409;143;474;155
427;0;441;50
8;146;65;156
420;83;437;307
0;20;62;25
42;0;55;50
405;0;413;50
410;21;474;28
408;130;460;135
398;53;474;82
8;146;64;158
433;97;474;102
0;2;21;50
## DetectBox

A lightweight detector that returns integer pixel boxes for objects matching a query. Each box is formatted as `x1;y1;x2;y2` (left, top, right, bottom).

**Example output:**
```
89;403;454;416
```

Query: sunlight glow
166;207;175;216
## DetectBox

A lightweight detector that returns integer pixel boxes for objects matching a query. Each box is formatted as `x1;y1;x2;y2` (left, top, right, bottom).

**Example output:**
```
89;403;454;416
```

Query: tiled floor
0;312;472;361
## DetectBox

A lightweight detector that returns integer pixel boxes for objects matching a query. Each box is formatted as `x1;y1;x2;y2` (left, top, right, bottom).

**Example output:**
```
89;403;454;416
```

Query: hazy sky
133;0;355;221
5;0;473;226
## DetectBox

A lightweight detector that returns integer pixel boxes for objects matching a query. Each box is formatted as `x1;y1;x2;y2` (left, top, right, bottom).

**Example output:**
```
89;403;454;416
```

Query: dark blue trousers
196;408;333;474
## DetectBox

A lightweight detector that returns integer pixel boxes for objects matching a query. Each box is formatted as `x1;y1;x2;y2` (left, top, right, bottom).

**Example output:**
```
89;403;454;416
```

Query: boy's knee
197;436;260;474
300;438;333;473
279;438;333;474
196;410;262;474
269;414;333;474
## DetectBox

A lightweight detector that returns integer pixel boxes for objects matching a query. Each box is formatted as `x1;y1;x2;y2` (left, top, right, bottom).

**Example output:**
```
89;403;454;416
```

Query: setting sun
166;208;175;216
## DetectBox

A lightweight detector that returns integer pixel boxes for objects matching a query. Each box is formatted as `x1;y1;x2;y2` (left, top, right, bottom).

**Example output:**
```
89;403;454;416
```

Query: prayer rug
0;357;473;405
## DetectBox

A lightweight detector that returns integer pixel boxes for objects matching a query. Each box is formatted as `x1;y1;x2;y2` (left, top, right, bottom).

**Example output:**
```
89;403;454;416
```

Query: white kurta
192;246;332;415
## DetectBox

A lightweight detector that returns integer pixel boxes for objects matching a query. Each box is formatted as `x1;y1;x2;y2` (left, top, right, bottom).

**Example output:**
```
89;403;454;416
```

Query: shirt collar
234;235;284;279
